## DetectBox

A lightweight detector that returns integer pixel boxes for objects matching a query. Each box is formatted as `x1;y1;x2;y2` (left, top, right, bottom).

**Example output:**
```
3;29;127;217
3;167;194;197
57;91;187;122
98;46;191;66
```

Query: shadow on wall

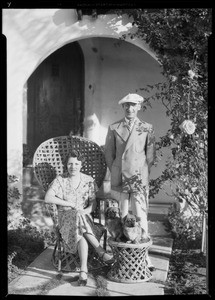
52;9;137;37
83;113;101;144
53;9;79;26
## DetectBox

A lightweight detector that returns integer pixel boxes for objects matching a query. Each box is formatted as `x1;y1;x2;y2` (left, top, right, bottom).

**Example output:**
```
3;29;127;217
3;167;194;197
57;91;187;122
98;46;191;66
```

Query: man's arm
146;125;156;173
104;126;116;171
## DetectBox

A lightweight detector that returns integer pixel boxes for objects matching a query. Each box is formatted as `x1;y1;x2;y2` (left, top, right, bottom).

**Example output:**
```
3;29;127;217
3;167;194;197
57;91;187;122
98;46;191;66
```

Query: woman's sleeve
48;176;63;199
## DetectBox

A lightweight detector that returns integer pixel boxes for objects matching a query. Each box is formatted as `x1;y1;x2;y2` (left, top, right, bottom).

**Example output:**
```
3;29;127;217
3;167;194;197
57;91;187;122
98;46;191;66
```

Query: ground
165;248;207;295
8;232;207;295
8;199;207;295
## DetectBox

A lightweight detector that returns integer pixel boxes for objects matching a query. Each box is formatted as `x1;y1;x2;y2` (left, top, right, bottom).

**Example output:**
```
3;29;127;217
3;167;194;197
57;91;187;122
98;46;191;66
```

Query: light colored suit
104;117;156;193
105;117;156;268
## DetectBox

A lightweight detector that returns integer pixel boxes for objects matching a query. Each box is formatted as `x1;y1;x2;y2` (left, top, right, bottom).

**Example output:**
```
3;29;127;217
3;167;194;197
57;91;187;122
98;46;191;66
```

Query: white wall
3;9;173;202
79;37;172;202
3;9;155;177
79;37;170;144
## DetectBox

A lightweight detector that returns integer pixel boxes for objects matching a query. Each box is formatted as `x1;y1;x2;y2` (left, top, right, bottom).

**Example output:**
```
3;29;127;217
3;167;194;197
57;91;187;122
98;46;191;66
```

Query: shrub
167;204;202;249
117;8;210;221
8;252;22;283
7;174;25;230
8;174;55;283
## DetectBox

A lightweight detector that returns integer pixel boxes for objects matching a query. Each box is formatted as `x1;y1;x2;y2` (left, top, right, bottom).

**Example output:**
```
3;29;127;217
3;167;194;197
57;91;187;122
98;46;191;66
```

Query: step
149;237;173;258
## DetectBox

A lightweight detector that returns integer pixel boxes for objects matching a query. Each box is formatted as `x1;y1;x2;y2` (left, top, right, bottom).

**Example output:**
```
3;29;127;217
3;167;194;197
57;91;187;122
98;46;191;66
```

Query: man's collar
124;117;137;124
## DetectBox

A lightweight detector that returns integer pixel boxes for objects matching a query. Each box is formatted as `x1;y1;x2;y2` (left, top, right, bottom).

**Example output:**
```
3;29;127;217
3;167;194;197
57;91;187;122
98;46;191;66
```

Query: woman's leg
78;237;88;279
83;233;113;261
84;233;104;254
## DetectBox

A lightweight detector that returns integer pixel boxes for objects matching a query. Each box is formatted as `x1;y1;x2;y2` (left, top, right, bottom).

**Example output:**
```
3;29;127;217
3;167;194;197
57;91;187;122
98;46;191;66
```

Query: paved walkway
8;204;173;296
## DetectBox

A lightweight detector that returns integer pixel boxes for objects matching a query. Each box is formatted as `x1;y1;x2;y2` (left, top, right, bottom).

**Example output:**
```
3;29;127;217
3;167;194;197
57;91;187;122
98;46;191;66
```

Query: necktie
127;119;134;131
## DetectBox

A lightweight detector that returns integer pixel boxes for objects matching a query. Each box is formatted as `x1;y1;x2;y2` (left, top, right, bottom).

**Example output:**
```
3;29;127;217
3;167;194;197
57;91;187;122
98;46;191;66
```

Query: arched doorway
27;42;84;153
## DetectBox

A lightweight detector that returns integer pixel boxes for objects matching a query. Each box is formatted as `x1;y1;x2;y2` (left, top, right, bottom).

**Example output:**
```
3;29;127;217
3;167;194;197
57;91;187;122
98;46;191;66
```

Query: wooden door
27;42;84;153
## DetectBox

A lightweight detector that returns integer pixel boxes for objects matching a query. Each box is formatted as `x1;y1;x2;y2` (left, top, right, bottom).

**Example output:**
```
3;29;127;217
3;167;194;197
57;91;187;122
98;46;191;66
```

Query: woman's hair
64;149;86;167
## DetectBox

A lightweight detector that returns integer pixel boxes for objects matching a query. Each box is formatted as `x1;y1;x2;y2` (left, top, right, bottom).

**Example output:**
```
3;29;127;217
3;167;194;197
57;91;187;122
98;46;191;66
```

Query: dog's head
123;213;137;227
106;199;119;208
105;207;120;219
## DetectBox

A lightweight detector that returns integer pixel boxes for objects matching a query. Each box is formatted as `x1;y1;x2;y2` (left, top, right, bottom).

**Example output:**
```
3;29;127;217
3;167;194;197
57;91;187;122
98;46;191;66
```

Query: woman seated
45;150;113;286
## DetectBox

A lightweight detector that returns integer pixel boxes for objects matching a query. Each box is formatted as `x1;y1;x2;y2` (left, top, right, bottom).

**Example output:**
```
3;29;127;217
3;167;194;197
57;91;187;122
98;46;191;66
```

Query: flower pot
23;165;33;187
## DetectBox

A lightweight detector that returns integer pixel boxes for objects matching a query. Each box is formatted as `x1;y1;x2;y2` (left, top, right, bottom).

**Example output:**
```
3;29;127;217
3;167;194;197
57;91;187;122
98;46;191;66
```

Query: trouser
110;189;153;267
110;189;149;234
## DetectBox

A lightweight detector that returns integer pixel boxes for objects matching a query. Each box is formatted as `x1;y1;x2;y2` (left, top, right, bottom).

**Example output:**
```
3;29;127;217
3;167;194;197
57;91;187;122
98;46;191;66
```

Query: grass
91;266;112;296
162;210;208;295
8;225;48;284
164;239;207;295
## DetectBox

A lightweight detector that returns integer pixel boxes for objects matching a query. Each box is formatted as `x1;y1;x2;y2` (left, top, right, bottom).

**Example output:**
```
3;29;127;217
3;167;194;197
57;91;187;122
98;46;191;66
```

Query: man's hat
118;93;144;105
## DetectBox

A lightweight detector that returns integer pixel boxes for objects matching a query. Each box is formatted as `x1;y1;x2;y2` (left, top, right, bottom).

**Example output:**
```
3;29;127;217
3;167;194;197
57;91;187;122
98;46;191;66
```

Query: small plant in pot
23;144;33;186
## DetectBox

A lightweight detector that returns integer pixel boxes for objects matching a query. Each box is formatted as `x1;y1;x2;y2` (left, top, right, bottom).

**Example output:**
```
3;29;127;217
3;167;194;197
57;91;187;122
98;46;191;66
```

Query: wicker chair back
33;135;107;191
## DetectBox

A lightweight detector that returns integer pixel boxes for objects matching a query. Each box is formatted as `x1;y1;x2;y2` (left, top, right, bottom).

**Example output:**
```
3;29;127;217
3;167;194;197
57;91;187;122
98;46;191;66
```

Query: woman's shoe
148;265;156;272
78;270;88;286
100;252;114;265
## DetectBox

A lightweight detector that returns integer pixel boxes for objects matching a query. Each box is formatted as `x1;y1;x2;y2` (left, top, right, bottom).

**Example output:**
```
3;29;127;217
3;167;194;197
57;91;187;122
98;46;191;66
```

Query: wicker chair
32;135;108;272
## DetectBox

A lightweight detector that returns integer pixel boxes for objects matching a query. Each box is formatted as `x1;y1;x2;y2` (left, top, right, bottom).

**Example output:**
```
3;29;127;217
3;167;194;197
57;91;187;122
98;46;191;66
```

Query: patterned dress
48;172;100;253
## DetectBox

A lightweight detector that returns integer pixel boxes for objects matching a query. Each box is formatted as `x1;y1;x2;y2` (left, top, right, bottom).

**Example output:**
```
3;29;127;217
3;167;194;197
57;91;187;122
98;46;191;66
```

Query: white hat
118;93;144;105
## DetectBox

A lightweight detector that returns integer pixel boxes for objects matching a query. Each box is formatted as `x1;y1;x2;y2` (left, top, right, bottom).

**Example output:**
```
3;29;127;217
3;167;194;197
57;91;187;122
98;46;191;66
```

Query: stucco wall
3;9;173;203
78;37;172;202
3;9;154;174
78;37;170;143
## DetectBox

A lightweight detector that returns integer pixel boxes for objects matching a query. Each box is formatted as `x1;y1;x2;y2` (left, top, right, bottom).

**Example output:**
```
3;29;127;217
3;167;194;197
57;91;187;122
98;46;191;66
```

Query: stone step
149;237;173;258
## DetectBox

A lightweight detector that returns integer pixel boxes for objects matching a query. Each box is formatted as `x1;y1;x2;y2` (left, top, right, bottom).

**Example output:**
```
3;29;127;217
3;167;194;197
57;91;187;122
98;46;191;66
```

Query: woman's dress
48;172;100;253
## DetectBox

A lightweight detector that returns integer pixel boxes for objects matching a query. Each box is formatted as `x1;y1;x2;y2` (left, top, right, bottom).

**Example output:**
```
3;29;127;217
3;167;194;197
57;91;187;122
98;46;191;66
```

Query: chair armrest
92;198;106;225
45;203;59;227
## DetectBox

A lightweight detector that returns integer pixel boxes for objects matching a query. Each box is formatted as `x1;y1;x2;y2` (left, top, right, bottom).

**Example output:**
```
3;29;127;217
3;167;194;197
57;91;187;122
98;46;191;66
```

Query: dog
105;198;119;209
105;206;124;242
123;213;149;244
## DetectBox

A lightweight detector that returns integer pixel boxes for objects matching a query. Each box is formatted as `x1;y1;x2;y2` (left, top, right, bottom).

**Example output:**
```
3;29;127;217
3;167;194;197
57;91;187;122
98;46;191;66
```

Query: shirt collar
124;117;137;125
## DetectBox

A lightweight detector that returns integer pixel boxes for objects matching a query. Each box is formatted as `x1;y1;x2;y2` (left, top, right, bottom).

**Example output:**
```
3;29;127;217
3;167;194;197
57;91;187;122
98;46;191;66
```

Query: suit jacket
104;117;156;193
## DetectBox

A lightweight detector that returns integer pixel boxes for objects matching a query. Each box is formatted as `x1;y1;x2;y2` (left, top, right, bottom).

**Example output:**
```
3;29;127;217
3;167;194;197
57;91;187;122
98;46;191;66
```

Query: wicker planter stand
107;237;153;283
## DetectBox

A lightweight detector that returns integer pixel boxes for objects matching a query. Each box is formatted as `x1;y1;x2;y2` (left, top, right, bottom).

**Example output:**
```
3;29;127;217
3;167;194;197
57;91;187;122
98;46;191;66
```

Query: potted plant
23;144;33;186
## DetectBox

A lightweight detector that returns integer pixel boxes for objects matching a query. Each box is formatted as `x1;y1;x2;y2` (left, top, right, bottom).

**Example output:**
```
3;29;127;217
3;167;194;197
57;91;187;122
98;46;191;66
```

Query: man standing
104;93;156;270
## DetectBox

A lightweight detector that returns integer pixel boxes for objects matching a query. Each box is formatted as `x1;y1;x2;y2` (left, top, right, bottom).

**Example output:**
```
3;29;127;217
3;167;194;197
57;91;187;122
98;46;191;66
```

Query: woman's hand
60;204;75;211
61;206;73;211
77;209;86;215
